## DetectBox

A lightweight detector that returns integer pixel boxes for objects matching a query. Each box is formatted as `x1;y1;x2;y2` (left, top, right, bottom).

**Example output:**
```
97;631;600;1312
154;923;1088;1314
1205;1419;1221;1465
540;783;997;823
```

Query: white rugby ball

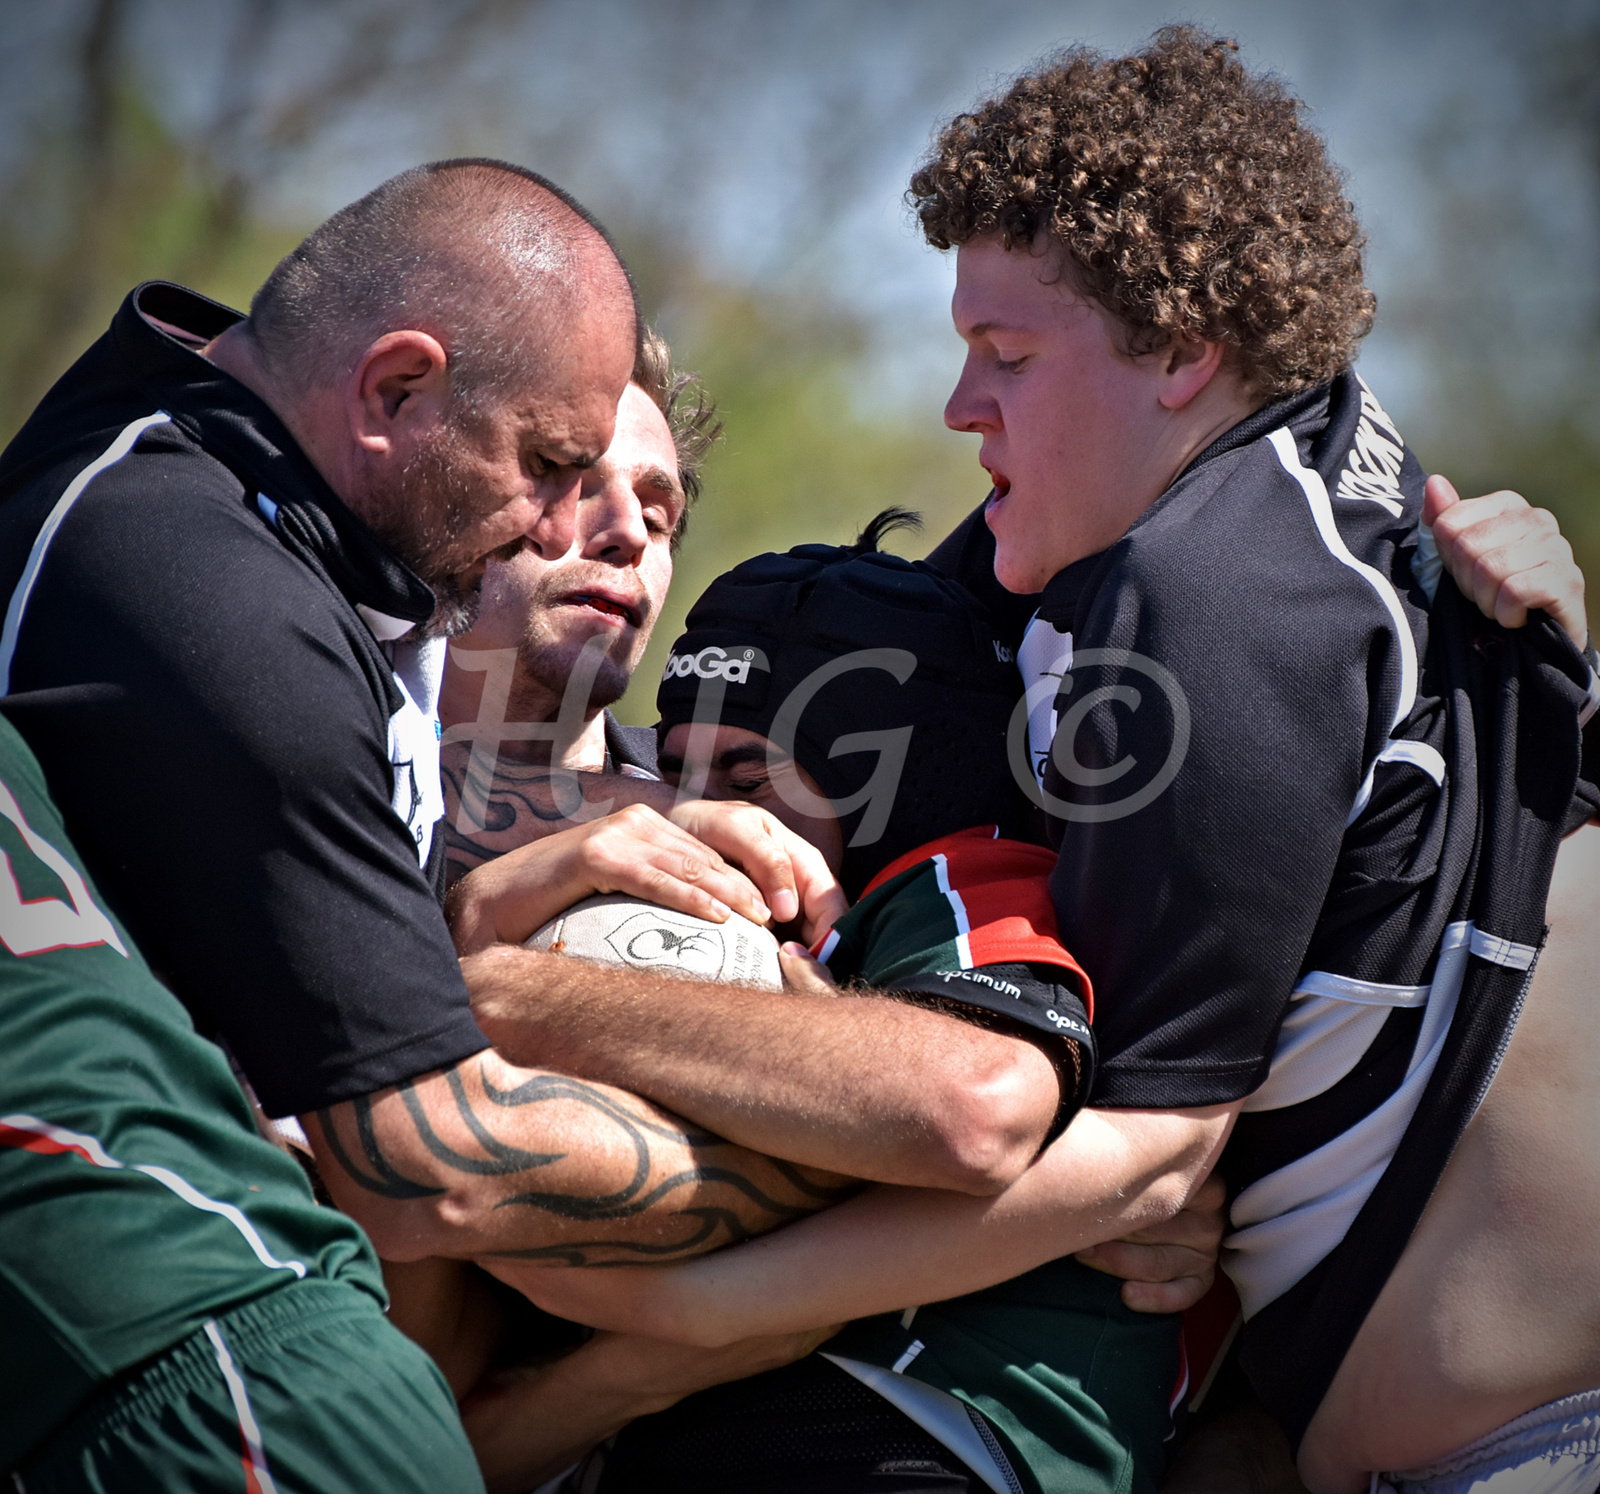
526;893;783;990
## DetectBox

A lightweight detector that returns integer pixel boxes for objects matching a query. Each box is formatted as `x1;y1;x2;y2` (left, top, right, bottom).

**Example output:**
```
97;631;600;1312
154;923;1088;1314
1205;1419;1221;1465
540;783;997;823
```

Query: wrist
458;831;594;952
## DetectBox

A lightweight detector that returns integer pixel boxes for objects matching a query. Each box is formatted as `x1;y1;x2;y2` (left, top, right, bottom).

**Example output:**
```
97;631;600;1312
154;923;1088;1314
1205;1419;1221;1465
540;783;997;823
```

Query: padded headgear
657;513;1032;898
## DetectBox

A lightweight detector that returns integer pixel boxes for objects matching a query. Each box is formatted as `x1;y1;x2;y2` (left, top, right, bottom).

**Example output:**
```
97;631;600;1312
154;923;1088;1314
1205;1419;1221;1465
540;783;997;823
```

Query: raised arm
483;1100;1236;1345
302;1048;856;1266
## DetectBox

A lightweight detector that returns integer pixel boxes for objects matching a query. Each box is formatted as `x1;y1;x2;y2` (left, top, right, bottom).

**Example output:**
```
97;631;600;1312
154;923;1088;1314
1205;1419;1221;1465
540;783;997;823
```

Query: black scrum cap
656;511;1033;898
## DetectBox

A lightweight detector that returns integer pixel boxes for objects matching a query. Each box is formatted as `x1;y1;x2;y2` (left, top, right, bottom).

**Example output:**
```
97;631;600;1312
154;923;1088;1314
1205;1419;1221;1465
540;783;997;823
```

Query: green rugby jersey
817;826;1094;1059
819;828;1179;1494
0;714;384;1468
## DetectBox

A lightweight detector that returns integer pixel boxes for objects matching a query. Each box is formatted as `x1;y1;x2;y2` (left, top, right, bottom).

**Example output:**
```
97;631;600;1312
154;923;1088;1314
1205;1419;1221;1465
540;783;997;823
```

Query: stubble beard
364;425;510;640
519;589;638;714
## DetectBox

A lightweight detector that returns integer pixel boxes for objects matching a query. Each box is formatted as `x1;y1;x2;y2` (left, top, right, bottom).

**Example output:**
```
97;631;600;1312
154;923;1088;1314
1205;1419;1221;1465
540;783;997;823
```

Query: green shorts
12;1278;484;1494
828;1259;1181;1494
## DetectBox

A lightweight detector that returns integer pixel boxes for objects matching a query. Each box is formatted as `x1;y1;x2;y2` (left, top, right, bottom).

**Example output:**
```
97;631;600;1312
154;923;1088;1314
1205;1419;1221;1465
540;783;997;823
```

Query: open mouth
984;470;1012;504
568;592;641;627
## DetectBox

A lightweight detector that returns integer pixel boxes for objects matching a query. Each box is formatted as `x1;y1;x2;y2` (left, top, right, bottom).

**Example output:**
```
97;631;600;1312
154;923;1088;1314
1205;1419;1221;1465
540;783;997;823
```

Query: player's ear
1156;337;1226;411
347;331;451;454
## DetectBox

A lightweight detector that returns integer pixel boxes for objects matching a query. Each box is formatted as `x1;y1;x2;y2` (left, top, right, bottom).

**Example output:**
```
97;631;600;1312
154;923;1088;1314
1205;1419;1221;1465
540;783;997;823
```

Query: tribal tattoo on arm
310;1051;859;1267
440;741;677;884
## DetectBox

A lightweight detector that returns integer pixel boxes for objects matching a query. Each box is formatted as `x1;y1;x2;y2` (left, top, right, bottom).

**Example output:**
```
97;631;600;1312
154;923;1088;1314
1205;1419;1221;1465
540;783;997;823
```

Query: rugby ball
526;893;783;990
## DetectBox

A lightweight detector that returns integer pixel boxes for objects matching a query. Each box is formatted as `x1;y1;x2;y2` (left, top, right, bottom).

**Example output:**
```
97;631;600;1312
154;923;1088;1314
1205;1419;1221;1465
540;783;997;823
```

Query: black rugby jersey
0;282;488;1118
934;368;1596;1443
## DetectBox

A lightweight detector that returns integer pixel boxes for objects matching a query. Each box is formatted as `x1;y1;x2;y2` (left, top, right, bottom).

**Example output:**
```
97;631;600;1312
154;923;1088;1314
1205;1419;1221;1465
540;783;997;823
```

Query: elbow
922;1056;1055;1196
334;1187;476;1264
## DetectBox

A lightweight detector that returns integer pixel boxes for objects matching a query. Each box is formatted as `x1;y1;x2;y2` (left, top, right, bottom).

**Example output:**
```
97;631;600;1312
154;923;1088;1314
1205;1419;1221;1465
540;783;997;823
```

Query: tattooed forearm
314;1094;446;1200
398;1073;565;1174
312;1055;859;1265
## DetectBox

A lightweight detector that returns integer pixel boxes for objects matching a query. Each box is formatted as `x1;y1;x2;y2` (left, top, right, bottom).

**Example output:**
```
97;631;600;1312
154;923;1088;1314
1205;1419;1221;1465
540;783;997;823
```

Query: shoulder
1;416;329;618
1128;437;1353;589
8;435;393;762
1078;423;1425;677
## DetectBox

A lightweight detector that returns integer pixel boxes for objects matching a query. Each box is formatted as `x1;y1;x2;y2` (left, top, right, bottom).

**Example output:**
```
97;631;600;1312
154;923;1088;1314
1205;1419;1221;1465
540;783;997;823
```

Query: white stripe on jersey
1346;739;1447;828
0;412;173;694
1267;427;1442;832
1268;426;1418;733
931;853;973;968
1225;918;1532;1316
0;1113;306;1279
1241;971;1430;1116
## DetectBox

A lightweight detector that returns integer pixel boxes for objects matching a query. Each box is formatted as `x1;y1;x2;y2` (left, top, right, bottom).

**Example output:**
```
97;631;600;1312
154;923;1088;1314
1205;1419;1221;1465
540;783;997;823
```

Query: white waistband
1389;1385;1600;1483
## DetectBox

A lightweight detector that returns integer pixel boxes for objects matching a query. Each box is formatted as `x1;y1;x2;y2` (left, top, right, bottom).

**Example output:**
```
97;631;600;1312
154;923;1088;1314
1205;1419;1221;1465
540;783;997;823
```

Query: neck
1152;376;1263;499
437;650;611;772
202;324;353;500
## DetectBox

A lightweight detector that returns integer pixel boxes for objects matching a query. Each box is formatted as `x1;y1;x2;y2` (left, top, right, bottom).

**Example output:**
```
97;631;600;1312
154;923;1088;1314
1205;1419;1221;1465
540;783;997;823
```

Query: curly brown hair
909;26;1376;397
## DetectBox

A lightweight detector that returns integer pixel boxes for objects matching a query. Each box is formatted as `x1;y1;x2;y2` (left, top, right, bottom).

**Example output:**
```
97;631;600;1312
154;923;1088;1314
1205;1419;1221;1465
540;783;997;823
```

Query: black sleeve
887;961;1094;1144
1567;641;1600;834
1046;468;1395;1109
3;457;487;1117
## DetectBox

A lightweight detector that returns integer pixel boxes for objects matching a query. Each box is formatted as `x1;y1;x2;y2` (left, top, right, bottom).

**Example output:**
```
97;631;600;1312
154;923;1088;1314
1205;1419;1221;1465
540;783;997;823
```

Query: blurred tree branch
1389;5;1599;581
0;0;532;444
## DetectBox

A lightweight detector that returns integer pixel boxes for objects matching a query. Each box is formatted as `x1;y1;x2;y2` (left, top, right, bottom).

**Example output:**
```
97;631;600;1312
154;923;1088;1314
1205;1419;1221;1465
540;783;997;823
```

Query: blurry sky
4;0;1594;429
1;0;1595;719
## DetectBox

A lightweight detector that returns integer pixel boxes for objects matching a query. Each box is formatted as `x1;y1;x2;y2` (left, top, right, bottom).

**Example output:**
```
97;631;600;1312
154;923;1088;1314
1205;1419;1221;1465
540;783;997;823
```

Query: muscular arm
463;943;1062;1195
485;1102;1237;1346
302;1047;856;1266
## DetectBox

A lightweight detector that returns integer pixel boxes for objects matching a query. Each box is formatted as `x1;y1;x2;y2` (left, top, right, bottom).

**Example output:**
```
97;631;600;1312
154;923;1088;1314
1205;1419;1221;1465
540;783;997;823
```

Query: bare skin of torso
1299;820;1600;1492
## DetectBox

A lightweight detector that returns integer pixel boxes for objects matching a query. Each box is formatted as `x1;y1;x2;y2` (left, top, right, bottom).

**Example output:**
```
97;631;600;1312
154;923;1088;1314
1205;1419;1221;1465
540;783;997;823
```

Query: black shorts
595;1353;979;1494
